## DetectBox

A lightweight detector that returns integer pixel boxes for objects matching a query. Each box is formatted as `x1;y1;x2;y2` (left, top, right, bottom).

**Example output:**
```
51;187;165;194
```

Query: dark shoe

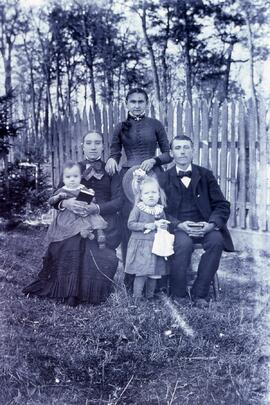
66;296;79;307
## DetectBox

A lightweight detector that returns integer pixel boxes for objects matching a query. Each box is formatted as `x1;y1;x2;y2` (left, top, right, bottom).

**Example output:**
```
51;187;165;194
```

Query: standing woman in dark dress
105;88;172;287
23;131;122;306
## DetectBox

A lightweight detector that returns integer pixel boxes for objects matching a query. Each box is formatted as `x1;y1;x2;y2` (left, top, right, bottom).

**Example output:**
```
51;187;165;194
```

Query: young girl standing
125;175;173;300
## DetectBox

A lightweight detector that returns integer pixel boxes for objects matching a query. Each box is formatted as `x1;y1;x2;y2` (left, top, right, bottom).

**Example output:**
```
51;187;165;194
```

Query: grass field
0;226;269;405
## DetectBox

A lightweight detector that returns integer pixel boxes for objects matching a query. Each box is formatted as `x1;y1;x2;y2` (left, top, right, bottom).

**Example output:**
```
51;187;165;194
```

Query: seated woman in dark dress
23;131;122;306
105;88;172;289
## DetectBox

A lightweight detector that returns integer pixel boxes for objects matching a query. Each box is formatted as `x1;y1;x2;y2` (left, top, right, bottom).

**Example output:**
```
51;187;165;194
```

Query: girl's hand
155;219;170;230
144;223;156;231
105;158;118;175
140;158;156;172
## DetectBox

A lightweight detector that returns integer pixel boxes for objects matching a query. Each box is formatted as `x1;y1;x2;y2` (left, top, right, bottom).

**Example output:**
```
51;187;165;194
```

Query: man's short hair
170;135;193;149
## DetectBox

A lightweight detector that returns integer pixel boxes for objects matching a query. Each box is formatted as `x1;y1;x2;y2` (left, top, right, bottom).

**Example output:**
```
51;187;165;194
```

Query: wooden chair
189;243;220;301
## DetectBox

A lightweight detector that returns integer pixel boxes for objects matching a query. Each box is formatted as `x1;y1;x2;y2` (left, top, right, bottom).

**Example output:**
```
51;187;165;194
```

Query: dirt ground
0;226;269;405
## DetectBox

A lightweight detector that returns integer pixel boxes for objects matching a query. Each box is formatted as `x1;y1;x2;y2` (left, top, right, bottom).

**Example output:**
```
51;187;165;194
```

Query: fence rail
15;99;270;232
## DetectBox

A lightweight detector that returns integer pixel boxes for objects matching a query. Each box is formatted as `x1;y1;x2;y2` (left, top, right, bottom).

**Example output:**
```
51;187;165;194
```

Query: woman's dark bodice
78;160;122;216
109;116;172;167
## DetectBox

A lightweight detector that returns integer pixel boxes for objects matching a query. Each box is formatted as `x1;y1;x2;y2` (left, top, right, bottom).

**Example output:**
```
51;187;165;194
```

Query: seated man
158;135;234;306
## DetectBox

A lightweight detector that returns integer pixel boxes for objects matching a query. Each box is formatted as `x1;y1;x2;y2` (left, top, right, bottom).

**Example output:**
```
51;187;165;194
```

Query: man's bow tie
177;170;192;179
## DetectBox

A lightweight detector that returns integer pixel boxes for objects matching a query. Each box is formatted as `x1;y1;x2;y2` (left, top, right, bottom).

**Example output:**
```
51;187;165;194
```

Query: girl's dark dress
23;160;122;305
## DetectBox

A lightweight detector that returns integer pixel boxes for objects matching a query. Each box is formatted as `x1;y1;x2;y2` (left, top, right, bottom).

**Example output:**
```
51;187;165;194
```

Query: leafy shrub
0;162;52;217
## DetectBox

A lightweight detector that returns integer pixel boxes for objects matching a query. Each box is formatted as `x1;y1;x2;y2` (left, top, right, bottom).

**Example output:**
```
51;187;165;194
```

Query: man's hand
140;158;156;172
177;221;194;234
200;222;215;235
178;221;215;237
62;198;89;216
105;158;118;175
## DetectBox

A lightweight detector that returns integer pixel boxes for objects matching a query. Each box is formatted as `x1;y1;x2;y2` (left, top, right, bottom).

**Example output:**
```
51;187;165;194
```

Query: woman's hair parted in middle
125;87;149;103
81;131;104;144
132;176;167;207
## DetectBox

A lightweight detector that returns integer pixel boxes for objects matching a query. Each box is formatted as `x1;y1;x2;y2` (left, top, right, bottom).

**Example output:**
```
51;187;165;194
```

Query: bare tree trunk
44;90;49;158
140;5;161;103
88;59;97;111
245;12;259;125
56;55;61;115
218;43;234;103
183;5;192;108
3;52;12;96
160;5;171;129
182;2;193;134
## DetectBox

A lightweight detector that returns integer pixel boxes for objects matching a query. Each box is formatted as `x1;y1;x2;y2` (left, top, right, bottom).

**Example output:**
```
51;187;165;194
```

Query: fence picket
229;101;237;228
201;100;209;168
211;99;219;177
193;100;200;165
89;106;95;130
238;101;246;229
95;105;102;132
258;99;268;231
19;99;268;234
167;102;174;141
176;101;183;136
75;109;83;162
247;99;259;230
102;104;109;160
220;100;228;195
184;101;192;138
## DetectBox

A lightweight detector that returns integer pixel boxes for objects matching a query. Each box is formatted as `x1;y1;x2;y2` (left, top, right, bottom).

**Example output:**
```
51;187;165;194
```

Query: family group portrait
0;0;270;404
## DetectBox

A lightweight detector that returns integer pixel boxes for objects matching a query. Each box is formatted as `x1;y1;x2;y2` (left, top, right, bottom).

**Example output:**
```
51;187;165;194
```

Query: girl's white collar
137;202;164;216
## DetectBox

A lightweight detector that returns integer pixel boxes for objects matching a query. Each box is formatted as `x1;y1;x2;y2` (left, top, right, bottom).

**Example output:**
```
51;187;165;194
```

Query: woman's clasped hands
61;197;98;217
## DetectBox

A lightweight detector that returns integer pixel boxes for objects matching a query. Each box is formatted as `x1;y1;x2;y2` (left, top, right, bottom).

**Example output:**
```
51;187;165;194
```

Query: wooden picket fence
17;98;270;232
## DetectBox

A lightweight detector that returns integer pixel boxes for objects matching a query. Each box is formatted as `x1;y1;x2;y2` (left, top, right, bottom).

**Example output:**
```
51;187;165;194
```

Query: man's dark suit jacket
158;164;234;252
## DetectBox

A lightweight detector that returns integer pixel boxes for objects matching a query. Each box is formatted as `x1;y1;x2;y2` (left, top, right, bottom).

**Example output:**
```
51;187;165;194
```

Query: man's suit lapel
169;166;182;204
191;164;201;195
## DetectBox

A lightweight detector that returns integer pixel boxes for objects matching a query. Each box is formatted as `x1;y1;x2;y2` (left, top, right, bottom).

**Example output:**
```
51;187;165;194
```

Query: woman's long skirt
23;234;118;305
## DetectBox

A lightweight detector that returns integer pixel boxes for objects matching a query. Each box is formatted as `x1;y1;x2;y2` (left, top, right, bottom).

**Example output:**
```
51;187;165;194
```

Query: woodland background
0;0;269;161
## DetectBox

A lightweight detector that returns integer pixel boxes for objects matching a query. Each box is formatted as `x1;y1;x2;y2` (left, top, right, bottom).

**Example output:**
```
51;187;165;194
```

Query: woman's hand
105;158;118;175
61;198;89;216
84;203;99;215
140;158;156;172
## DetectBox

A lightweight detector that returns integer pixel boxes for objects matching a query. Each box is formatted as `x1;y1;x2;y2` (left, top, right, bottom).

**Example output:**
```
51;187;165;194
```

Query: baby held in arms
47;161;107;249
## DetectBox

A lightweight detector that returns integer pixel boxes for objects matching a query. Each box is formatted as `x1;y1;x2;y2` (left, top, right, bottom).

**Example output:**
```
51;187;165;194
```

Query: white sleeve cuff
58;201;66;211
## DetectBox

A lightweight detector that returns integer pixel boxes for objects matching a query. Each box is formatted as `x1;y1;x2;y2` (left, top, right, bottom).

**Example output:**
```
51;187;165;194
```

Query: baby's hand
58;192;68;200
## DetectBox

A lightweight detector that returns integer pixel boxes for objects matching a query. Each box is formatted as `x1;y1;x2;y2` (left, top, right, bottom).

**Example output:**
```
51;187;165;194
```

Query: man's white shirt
175;164;192;188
